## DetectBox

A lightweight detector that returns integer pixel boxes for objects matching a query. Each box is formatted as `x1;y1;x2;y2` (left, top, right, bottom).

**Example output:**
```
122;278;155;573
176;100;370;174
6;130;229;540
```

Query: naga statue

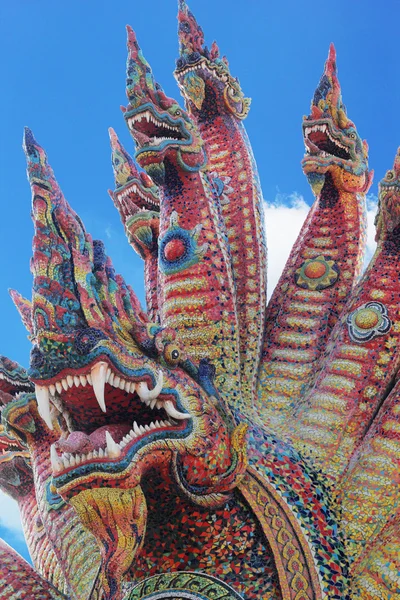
1;2;399;599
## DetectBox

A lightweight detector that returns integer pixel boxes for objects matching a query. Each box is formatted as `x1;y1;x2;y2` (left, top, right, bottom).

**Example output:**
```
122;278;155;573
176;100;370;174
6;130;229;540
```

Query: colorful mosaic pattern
0;2;399;600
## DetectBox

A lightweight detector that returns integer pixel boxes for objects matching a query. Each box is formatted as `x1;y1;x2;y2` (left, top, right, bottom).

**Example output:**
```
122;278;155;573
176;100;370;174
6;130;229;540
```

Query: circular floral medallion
295;255;339;291
347;301;392;343
126;572;244;600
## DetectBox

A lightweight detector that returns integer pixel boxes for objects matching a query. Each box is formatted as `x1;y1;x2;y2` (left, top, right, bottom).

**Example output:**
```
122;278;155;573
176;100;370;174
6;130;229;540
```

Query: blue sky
0;0;398;563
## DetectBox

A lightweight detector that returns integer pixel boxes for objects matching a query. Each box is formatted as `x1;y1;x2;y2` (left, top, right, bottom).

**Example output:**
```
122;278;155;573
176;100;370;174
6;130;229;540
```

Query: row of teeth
1;447;23;455
35;361;190;430
128;111;180;132
0;372;31;387
177;60;229;83
304;148;330;158
50;419;174;474
304;123;349;152
117;183;158;205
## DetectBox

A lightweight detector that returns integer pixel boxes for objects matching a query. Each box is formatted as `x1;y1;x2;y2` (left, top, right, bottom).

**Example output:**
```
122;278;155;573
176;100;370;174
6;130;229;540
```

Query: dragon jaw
0;357;33;500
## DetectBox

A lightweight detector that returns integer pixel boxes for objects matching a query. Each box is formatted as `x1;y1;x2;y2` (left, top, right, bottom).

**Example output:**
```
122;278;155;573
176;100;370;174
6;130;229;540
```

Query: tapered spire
23;129;86;337
309;43;351;128
125;26;175;112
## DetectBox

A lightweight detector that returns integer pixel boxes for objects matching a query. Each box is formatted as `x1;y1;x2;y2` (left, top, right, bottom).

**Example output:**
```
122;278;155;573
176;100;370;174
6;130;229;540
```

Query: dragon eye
349;132;356;139
175;110;182;116
386;171;395;180
164;344;181;365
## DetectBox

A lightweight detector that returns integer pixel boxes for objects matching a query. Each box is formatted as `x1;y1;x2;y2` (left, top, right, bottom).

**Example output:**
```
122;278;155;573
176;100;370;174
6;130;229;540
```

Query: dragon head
174;0;250;120
375;148;400;241
124;26;206;184
302;44;373;196
0;356;33;500
109;128;159;260
18;129;247;505
17;129;247;597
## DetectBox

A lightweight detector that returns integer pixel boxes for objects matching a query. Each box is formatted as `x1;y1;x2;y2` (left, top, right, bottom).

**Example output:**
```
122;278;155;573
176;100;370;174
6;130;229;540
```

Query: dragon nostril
176;57;186;70
187;52;201;64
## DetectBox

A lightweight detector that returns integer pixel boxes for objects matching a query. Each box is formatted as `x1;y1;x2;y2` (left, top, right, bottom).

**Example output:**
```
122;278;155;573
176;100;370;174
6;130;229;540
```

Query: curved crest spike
9;290;34;336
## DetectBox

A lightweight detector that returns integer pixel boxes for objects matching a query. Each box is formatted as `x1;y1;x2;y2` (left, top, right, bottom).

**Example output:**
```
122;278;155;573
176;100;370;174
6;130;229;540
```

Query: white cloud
0;491;24;535
264;191;379;299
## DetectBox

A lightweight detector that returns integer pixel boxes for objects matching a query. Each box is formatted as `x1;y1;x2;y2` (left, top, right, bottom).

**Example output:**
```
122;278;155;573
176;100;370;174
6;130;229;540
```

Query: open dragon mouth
115;181;159;220
303;122;351;161
0;372;33;396
0;438;27;457
35;361;192;482
127;108;189;150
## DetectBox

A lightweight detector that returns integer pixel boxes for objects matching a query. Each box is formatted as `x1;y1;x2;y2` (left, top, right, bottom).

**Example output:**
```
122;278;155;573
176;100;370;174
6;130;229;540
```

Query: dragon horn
9;290;34;336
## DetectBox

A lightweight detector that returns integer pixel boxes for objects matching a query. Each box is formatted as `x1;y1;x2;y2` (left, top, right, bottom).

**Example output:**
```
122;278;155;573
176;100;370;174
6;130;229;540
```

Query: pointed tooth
67;375;74;388
62;455;70;469
150;398;157;410
80;375;87;386
128;431;135;439
124;380;131;392
114;376;120;388
138;425;146;435
56;381;62;394
108;372;114;385
137;370;163;402
130;382;137;393
156;400;162;409
133;422;141;436
98;448;104;458
93;450;98;458
74;376;80;387
144;425;151;432
90;362;107;413
119;378;125;390
149;422;156;430
75;455;81;465
87;451;93;460
164;400;190;421
49;384;56;396
120;439;127;448
87;373;93;385
62;379;69;391
106;368;111;383
69;455;76;467
35;385;53;430
50;445;63;473
106;431;121;458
